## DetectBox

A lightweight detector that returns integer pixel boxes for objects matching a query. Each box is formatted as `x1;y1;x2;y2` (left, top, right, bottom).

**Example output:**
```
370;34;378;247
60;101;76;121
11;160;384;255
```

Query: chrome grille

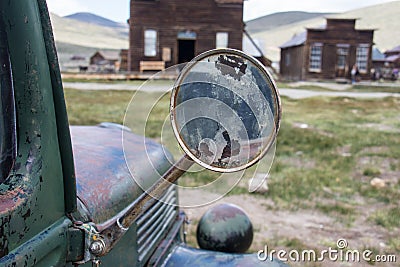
136;185;178;263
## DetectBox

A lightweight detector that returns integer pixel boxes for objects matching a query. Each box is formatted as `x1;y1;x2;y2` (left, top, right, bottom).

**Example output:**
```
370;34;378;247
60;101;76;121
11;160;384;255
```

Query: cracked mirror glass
170;49;281;172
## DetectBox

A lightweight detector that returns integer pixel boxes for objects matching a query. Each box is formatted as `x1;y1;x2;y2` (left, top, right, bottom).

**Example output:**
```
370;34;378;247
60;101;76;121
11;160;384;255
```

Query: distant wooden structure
279;18;375;81
90;51;120;65
90;50;121;72
382;45;400;68
128;0;244;72
372;45;400;80
119;49;129;71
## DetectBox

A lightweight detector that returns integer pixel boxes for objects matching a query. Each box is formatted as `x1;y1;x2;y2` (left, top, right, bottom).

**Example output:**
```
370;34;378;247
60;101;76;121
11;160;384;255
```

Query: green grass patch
358;182;400;204
178;169;221;187
63;87;400;212
362;167;381;177
315;202;356;225
388;237;400;253
64;88;133;125
369;207;400;229
316;202;355;216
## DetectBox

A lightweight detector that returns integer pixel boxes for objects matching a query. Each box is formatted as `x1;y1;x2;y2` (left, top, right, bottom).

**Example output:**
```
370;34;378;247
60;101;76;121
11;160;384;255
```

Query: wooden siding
305;28;374;80
119;49;129;71
90;53;105;65
280;46;304;81
129;0;244;71
280;18;374;81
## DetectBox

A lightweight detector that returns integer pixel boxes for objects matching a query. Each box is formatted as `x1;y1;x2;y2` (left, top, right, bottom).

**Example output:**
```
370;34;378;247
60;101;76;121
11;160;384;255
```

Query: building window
356;44;369;73
144;29;157;57
309;43;322;72
336;46;348;69
216;32;229;48
285;53;291;67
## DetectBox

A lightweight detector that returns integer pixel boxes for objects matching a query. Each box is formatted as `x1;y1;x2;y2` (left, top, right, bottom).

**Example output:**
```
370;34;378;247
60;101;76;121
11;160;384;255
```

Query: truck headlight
196;203;253;253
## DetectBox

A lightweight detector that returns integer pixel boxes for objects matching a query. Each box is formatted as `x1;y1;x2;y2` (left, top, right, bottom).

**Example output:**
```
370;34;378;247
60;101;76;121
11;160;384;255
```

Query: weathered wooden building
127;0;244;72
119;49;129;71
383;45;400;68
372;45;400;80
89;50;121;72
373;45;400;69
280;18;375;81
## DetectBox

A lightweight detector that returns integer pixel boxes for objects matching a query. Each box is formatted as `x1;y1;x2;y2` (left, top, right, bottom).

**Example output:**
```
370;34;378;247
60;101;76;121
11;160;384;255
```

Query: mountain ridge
50;1;399;69
251;1;400;62
64;12;127;29
245;11;332;34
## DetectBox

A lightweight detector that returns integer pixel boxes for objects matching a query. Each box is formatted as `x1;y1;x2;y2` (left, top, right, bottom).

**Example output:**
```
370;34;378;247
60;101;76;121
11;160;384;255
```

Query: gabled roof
280;31;306;49
385;54;400;62
385;45;400;54
93;50;120;60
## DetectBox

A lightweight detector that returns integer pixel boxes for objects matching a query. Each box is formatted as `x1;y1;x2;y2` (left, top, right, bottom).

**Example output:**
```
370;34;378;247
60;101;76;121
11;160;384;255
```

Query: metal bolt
89;240;106;256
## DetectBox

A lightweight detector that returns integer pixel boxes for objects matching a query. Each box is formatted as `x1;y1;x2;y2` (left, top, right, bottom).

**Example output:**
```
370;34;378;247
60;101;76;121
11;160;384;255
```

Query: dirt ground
179;187;399;267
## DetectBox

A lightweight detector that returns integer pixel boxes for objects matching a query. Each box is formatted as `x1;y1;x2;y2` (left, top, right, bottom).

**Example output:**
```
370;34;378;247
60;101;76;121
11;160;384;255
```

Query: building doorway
336;46;349;78
178;39;195;64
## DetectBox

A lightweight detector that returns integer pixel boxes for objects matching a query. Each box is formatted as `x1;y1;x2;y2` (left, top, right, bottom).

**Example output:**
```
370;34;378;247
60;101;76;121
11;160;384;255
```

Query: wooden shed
128;0;244;72
90;51;120;66
280;18;375;81
382;45;400;69
372;45;400;80
89;50;121;72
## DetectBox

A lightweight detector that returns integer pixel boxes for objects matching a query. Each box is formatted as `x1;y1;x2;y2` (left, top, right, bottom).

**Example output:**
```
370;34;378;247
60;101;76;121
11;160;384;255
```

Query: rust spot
71;125;171;224
0;188;26;212
22;209;31;220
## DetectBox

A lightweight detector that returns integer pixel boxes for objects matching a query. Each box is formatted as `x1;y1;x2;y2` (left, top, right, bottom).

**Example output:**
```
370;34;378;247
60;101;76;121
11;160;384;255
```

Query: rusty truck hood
70;125;173;224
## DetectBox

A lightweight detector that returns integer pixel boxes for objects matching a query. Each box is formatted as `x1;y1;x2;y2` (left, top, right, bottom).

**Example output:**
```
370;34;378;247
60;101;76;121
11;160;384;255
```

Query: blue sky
47;0;396;22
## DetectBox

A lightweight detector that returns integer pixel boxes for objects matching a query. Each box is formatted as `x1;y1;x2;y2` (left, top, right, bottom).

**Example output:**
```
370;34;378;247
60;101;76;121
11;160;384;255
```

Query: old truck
0;0;285;266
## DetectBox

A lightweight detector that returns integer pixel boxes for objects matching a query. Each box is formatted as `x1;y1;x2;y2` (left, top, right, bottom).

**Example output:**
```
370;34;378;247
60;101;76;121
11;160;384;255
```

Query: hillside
252;1;400;63
51;1;399;70
50;13;128;50
245;11;331;34
50;13;128;71
65;12;127;29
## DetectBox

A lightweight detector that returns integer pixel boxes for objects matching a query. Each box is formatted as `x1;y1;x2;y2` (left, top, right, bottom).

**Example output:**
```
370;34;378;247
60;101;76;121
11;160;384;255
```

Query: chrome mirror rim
170;48;281;173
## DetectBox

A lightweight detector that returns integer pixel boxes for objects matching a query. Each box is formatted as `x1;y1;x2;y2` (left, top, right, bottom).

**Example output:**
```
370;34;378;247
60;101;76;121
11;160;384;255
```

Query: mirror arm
94;154;195;257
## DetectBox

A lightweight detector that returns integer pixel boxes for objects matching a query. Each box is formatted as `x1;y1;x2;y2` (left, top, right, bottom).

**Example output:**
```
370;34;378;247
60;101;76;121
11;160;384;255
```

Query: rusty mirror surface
170;49;281;173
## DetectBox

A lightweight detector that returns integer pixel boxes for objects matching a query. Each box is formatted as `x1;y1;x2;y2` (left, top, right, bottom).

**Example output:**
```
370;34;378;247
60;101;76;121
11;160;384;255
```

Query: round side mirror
170;49;281;173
